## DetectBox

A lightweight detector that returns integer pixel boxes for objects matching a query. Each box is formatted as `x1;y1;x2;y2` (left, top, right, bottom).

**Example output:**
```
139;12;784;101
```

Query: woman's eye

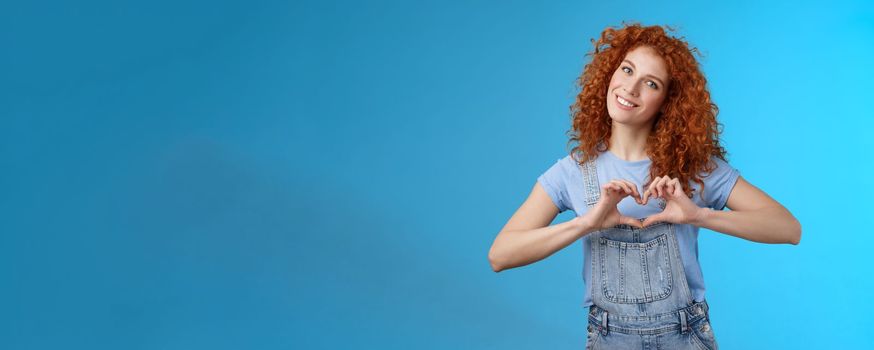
621;66;658;89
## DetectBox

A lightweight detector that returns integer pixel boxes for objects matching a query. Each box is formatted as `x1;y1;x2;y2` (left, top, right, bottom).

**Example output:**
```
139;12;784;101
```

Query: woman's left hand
640;176;706;227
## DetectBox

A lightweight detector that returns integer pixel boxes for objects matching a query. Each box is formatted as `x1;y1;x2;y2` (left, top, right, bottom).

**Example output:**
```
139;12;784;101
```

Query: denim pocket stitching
598;233;673;303
690;331;710;350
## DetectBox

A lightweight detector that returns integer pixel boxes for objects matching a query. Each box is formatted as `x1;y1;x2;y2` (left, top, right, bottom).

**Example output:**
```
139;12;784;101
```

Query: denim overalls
580;158;719;350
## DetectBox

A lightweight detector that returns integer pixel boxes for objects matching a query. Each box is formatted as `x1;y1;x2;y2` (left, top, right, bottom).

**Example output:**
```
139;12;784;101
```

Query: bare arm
691;176;801;245
487;182;594;272
489;178;645;272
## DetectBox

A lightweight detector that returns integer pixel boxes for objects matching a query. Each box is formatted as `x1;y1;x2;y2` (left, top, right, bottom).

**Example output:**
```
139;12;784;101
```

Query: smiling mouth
616;94;638;108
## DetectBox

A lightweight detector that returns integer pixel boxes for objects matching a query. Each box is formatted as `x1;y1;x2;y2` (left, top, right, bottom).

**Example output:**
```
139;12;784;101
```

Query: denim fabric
586;300;717;350
536;151;740;307
581;157;719;350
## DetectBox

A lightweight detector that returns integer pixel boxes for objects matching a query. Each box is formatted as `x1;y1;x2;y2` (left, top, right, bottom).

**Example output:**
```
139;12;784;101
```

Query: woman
487;23;801;349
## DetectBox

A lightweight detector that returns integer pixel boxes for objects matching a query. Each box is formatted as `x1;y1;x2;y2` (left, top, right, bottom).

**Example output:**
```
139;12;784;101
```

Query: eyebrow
622;59;667;86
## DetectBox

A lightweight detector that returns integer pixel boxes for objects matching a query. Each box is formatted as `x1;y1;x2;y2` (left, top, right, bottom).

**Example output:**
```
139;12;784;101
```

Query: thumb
619;215;642;228
641;213;666;227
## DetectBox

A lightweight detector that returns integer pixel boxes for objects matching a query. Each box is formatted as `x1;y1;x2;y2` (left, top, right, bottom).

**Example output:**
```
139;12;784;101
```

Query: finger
668;178;682;198
641;213;666;227
612;182;632;198
641;217;655;227
665;178;679;198
676;180;691;199
645;177;659;196
614;180;634;197
600;184;611;196
618;179;642;203
609;180;630;196
659;176;672;198
619;215;642;228
654;176;669;198
642;177;661;205
600;184;612;197
640;217;652;227
604;183;622;197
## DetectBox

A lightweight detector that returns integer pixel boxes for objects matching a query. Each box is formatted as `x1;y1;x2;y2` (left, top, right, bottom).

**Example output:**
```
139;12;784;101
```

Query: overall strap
580;157;600;208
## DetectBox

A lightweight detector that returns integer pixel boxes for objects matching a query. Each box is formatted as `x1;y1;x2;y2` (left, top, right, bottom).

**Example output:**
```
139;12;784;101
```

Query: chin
606;112;633;125
609;114;653;127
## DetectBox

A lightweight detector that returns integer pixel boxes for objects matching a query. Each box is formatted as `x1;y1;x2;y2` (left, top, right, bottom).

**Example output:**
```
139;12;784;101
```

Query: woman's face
605;45;671;127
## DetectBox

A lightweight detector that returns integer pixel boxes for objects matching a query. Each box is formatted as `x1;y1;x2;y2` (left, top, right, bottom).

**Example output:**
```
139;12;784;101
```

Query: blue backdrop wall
2;0;873;349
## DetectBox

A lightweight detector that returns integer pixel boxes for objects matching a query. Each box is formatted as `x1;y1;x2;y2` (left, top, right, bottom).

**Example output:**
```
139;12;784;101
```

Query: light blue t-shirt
537;149;740;307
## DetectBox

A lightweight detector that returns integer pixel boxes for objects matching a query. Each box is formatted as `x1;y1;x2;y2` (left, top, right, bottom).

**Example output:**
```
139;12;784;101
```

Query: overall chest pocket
597;233;673;304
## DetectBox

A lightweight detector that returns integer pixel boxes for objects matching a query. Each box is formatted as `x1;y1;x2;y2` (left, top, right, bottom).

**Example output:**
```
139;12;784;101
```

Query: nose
622;86;639;97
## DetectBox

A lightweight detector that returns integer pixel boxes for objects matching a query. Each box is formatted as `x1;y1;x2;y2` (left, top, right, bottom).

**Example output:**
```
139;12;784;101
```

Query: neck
608;120;653;162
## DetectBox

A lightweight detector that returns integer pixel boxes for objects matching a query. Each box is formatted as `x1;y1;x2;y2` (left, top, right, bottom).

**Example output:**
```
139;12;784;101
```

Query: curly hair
566;22;728;200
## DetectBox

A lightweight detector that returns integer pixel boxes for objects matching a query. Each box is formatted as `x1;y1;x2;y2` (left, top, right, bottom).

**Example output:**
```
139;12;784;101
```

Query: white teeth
617;95;636;107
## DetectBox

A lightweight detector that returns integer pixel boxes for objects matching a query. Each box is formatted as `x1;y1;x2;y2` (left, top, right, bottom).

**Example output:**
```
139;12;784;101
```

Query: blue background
2;0;872;349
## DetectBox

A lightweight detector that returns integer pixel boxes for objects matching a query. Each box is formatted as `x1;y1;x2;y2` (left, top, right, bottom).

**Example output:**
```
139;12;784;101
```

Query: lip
615;94;638;110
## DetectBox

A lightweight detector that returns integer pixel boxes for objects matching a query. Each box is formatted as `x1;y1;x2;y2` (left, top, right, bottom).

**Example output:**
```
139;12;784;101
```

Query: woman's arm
691;176;802;245
489;178;643;272
488;182;595;272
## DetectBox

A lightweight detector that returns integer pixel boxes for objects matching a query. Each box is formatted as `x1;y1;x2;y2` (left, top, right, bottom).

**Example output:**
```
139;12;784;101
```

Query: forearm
489;217;595;272
692;206;801;245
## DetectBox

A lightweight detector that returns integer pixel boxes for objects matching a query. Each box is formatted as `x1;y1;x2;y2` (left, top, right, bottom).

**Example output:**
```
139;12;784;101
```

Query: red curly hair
566;22;728;199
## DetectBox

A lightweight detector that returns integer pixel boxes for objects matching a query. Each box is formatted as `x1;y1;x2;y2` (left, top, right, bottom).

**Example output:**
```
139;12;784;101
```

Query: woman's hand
640;176;706;227
581;179;644;230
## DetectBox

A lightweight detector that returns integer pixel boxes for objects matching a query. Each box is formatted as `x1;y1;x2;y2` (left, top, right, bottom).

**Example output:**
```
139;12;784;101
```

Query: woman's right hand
580;179;644;230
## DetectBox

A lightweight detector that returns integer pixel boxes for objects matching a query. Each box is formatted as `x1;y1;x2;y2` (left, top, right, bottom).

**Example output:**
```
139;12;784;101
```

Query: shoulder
536;154;580;213
698;155;741;210
701;155;739;178
559;153;582;169
544;154;581;174
708;155;732;169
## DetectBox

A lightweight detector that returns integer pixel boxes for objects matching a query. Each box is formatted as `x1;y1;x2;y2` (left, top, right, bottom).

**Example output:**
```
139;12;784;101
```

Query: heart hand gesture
639;176;705;227
582;179;645;230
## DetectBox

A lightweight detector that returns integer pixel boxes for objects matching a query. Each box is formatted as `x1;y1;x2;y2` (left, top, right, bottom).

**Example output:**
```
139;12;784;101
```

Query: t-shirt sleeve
537;157;571;213
701;156;741;211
